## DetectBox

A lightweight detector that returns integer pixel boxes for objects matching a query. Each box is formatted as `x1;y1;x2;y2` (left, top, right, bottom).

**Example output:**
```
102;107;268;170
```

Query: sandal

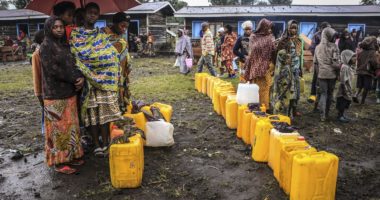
54;165;77;175
69;159;85;166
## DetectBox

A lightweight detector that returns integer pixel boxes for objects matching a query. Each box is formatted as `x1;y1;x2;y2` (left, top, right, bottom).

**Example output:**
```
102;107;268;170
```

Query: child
336;50;356;123
31;30;45;134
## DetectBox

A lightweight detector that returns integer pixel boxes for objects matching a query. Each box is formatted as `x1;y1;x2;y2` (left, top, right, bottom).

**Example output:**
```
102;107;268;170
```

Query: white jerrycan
236;83;260;105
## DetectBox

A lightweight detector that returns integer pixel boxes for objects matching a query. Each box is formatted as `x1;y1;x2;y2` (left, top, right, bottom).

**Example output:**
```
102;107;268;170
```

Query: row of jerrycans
194;73;339;200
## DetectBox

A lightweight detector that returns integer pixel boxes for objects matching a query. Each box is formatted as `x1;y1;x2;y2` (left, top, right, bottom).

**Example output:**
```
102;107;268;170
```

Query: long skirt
84;88;121;127
175;54;188;74
44;95;83;166
252;71;272;108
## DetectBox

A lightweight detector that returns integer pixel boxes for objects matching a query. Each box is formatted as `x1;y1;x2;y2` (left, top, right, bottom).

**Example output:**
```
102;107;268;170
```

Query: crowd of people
31;2;131;174
185;19;380;123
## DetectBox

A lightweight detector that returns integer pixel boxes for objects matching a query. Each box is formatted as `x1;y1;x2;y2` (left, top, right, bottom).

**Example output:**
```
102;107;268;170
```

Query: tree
268;0;292;5
360;0;379;5
256;1;268;5
0;0;9;10
10;0;31;9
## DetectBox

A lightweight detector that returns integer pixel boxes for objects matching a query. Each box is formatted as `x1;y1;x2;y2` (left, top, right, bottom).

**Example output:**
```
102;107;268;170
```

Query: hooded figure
354;36;380;104
175;29;193;74
336;50;356;122
338;29;355;53
244;18;276;108
314;27;340;122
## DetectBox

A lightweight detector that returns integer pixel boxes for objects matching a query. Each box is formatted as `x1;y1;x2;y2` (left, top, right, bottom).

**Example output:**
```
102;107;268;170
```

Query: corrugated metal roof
125;1;175;14
0;9;48;20
175;5;380;17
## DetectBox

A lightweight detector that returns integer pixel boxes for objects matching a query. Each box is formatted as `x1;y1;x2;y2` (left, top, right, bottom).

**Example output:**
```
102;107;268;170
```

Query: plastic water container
195;73;208;92
236;104;248;138
206;77;218;98
241;110;253;144
251;115;291;162
208;78;222;98
249;111;269;145
273;136;307;181
201;74;209;94
279;145;317;195
212;82;233;102
290;152;339;200
236;83;260;105
109;134;144;188
220;94;236;119
225;96;238;129
151;102;173;122
213;88;235;115
268;128;298;169
124;112;148;132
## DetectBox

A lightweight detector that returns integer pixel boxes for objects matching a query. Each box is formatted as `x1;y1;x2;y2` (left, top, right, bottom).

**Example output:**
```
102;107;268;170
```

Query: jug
236;83;260;105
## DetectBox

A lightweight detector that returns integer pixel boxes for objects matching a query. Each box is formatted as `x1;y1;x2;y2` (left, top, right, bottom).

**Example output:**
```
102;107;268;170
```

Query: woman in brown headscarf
244;18;276;108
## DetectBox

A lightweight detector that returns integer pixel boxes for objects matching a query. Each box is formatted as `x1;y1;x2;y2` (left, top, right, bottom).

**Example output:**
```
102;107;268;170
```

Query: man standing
198;22;216;76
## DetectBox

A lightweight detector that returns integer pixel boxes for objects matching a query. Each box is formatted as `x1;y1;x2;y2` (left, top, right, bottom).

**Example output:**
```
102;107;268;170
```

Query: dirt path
0;58;379;200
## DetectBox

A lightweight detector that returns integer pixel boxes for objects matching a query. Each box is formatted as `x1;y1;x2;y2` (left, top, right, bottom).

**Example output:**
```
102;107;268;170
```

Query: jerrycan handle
267;115;281;121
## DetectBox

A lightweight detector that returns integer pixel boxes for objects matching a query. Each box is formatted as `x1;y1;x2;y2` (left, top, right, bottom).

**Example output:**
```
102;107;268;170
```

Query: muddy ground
0;57;379;200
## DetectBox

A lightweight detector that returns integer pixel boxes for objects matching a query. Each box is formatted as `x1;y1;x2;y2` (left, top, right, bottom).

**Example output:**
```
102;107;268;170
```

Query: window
272;21;285;39
95;20;107;29
16;23;30;37
348;23;366;37
299;22;317;39
129;20;139;36
238;21;256;36
192;21;203;39
37;23;44;31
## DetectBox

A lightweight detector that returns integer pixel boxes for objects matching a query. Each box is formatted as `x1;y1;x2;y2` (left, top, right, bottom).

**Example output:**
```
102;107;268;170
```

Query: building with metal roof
175;5;380;39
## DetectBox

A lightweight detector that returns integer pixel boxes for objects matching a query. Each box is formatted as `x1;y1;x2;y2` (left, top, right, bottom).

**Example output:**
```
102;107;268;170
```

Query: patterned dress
221;32;237;75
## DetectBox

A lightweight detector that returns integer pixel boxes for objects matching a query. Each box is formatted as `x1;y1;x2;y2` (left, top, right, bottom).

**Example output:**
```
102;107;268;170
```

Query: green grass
0;64;33;92
130;74;195;104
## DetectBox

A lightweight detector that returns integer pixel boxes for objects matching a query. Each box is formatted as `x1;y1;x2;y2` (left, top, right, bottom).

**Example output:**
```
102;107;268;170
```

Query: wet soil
0;58;379;200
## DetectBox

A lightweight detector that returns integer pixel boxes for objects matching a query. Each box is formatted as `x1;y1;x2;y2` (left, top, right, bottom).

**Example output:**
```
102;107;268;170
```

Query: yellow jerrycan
151;102;173;122
212;83;233;103
225;96;238;129
124;112;148;132
268;128;299;169
220;93;236;119
109;134;144;189
251;115;291;162
212;81;232;99
195;73;208;92
212;86;234;114
241;110;253;144
201;74;210;94
206;76;218;97
208;78;222;98
290;151;339;200
236;104;248;139
279;145;317;195
273;136;307;182
249;111;269;146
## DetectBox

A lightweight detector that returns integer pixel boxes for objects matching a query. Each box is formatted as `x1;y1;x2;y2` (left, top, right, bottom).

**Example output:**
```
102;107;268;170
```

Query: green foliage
268;0;292;5
360;0;379;5
139;0;187;10
0;0;8;10
10;0;31;9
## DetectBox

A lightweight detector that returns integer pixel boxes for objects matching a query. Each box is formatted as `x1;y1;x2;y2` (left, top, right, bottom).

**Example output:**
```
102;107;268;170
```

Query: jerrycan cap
297;136;305;141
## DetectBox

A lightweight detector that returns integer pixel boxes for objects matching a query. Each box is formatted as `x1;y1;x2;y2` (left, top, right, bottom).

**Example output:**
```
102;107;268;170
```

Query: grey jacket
336;50;356;101
314;27;341;79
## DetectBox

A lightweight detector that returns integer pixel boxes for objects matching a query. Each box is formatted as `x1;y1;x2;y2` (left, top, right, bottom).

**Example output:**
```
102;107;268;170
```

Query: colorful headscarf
277;20;303;57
